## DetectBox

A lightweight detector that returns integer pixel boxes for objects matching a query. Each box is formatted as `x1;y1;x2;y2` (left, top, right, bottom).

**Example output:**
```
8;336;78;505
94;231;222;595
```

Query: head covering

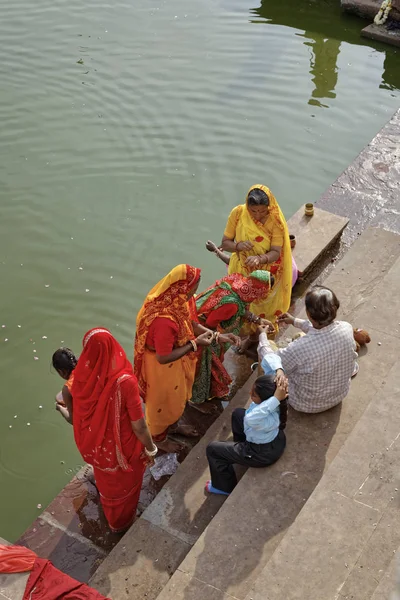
229;270;271;303
196;271;271;335
134;264;201;392
71;328;135;472
227;184;292;323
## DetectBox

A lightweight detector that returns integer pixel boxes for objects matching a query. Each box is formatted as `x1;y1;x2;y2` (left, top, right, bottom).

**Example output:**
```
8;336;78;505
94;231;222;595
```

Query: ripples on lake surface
0;0;399;540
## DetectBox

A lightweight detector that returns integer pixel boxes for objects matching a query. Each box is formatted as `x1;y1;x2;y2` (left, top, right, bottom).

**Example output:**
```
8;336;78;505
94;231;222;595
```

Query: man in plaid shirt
258;286;358;413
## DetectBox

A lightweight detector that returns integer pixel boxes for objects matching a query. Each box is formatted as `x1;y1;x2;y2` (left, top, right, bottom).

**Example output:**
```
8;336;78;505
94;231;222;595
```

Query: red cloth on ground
71;328;146;531
23;557;111;599
204;303;238;329
0;544;36;573
146;317;179;355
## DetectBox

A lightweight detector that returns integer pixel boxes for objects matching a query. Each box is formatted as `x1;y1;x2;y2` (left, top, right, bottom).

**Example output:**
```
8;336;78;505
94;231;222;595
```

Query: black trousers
206;408;286;493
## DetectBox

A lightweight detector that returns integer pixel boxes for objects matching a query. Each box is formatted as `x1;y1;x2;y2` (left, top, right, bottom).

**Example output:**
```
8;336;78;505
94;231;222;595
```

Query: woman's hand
275;381;288;402
236;240;254;252
140;449;156;467
219;333;241;347
245;255;262;270
196;331;214;347
259;318;275;332
277;312;295;326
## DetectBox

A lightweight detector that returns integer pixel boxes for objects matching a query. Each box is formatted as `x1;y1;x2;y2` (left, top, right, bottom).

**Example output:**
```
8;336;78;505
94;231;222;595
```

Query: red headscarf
71;328;136;472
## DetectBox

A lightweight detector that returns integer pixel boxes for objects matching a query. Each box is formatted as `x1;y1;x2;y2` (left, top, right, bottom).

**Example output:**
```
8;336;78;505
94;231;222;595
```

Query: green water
0;0;399;541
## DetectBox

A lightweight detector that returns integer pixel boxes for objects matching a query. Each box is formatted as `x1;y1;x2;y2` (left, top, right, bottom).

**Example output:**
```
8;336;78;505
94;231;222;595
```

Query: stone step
245;357;400;600
342;0;400;22
153;227;400;600
370;544;400;600
87;206;350;598
362;23;400;48
89;373;258;600
288;206;348;277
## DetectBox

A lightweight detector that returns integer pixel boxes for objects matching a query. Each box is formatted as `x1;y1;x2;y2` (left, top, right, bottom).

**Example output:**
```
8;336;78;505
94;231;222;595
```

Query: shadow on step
176;403;342;599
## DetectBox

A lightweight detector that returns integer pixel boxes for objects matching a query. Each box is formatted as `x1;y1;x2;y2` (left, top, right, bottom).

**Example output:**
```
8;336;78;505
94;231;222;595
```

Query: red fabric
227;273;271;303
197;273;271;321
23;557;111;599
0;545;36;573
71;328;145;531
146;317;179;355
205;303;238;329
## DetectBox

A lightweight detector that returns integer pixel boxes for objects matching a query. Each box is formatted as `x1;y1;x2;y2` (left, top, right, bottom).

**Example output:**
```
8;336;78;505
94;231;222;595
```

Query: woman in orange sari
71;328;156;533
221;185;292;337
134;264;213;453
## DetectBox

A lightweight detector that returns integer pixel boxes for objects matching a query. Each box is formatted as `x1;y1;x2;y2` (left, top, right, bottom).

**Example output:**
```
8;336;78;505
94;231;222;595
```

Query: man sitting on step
258;286;358;413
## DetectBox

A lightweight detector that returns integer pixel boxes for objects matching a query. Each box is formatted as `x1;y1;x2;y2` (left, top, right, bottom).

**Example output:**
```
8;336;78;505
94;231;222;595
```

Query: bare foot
157;438;184;453
206;240;219;253
77;464;96;486
189;401;219;415
170;423;199;438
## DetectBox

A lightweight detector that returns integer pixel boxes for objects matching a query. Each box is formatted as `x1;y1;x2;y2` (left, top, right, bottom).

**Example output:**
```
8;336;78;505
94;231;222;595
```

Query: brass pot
305;203;314;217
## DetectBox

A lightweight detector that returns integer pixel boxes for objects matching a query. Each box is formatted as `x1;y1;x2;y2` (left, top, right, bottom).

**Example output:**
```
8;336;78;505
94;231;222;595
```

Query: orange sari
134;264;201;439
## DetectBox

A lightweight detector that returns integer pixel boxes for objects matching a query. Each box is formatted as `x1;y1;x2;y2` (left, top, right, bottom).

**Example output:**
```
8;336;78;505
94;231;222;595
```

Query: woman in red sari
71;328;156;533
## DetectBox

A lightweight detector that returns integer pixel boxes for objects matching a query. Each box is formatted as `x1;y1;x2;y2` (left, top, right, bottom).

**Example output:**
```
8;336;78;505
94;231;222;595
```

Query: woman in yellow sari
221;184;292;341
134;264;213;453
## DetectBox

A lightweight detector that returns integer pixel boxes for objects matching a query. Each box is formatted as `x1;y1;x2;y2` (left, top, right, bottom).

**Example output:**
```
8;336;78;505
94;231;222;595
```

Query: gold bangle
215;332;220;343
190;339;198;352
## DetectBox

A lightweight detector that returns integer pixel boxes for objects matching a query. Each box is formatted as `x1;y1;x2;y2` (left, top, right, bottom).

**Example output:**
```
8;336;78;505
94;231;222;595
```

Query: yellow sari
134;264;200;439
224;184;292;328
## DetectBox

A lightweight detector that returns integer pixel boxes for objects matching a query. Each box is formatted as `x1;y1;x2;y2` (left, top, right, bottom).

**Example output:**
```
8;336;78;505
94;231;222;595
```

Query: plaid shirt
258;319;357;413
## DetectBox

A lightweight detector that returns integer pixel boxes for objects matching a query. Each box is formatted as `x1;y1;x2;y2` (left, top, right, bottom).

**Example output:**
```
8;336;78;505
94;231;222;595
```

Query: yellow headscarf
228;185;292;323
134;264;201;392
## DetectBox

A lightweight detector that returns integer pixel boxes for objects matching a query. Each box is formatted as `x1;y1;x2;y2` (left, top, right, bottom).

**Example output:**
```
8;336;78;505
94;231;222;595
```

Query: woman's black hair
247;188;270;207
52;347;77;376
305;286;340;327
254;374;288;430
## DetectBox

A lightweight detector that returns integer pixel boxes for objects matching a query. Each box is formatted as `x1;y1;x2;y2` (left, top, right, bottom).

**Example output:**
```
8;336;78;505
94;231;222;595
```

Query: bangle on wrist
215;331;220;343
145;444;158;457
189;339;198;352
235;241;241;252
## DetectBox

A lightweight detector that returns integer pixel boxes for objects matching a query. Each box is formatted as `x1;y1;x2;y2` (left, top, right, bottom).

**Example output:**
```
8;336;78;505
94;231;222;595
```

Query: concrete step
245;358;400;600
87;207;350;598
342;0;400;22
89;373;258;600
288;206;348;277
153;227;400;600
362;23;400;48
370;544;400;600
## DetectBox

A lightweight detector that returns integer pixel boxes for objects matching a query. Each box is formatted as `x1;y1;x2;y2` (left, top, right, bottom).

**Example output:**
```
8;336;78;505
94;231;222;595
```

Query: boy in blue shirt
205;374;287;495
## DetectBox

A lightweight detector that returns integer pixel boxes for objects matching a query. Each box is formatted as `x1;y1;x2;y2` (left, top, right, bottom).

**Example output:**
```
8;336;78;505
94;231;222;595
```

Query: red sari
71;328;145;532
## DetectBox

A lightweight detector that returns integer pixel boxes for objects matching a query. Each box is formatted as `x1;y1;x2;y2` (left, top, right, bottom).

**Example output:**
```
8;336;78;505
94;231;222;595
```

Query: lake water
0;0;399;541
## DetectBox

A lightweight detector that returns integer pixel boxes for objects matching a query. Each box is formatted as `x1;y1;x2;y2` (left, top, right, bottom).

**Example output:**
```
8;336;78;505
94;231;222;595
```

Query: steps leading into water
87;207;350;598
342;0;400;22
151;227;400;600
362;22;400;47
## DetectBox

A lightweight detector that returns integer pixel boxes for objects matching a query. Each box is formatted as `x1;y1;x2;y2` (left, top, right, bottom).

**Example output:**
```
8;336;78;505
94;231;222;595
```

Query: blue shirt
243;396;281;444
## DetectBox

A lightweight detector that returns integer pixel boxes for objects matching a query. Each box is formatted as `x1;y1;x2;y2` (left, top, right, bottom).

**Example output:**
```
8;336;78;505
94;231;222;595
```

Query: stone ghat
14;206;349;583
